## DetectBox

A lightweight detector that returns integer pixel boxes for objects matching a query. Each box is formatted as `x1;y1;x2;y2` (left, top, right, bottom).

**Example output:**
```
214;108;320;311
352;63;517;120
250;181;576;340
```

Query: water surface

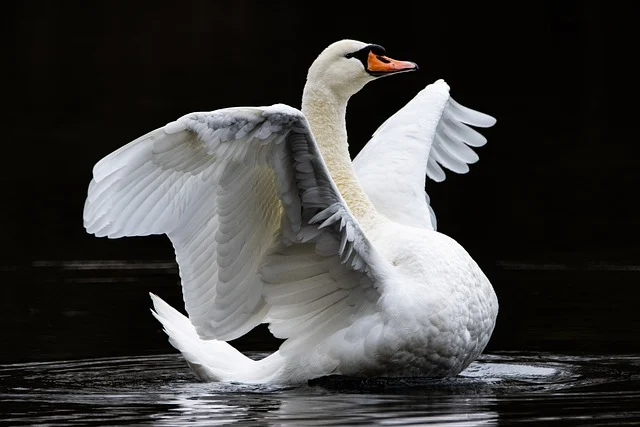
3;259;640;425
2;352;639;425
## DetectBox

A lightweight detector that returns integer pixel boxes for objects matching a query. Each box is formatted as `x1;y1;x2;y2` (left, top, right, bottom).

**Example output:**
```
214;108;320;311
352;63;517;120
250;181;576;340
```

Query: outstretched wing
353;79;496;230
84;104;392;346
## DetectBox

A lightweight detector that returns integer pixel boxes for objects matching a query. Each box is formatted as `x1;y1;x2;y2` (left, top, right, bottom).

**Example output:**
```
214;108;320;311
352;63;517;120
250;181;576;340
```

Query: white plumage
83;39;498;384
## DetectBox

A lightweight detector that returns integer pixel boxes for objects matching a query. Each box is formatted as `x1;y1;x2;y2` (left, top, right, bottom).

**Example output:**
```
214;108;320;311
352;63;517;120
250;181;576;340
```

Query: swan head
306;39;418;98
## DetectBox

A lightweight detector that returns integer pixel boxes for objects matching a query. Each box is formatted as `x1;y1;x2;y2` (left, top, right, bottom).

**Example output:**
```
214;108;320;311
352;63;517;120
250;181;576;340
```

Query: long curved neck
301;83;378;224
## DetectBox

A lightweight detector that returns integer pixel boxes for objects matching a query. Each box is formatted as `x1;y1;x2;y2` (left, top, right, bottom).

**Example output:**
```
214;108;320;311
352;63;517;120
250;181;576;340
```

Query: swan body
83;39;498;385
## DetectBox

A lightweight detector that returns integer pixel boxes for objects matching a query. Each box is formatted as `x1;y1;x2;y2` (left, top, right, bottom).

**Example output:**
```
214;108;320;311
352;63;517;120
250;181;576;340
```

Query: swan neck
301;85;377;222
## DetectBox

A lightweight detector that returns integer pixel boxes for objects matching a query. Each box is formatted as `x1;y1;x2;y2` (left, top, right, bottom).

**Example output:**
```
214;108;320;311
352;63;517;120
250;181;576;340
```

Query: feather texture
84;39;499;385
353;79;496;231
84;104;390;344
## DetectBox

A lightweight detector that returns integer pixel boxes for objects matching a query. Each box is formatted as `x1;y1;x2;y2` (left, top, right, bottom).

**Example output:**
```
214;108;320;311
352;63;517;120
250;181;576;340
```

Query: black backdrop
4;1;636;264
2;2;639;360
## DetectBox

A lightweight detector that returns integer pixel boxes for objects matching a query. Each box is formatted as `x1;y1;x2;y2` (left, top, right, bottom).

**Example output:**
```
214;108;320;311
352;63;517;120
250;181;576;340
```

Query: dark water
2;353;640;425
2;259;640;425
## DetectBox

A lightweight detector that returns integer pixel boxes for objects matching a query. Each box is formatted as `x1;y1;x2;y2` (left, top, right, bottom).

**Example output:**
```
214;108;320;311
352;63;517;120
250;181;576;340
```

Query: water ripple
1;352;639;426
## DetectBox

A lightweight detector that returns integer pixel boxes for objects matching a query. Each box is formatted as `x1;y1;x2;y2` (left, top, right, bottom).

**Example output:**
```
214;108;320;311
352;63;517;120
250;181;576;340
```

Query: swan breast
366;223;499;376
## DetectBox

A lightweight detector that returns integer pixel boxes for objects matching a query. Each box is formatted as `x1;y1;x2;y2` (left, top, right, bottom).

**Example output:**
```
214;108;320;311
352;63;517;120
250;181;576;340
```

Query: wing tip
448;97;497;128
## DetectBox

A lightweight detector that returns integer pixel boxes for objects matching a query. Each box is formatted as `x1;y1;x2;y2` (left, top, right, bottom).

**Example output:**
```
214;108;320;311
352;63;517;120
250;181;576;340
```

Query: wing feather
353;79;496;231
84;103;391;346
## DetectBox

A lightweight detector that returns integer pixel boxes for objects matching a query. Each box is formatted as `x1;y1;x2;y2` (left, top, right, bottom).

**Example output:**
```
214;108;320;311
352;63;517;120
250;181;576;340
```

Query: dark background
2;1;639;363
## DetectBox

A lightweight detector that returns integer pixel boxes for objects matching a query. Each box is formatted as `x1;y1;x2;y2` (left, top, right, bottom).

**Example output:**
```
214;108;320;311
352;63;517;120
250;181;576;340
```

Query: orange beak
366;51;418;76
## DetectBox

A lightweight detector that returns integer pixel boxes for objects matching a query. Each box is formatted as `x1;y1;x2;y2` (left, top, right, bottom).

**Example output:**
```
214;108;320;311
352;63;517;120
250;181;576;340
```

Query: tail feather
149;293;253;381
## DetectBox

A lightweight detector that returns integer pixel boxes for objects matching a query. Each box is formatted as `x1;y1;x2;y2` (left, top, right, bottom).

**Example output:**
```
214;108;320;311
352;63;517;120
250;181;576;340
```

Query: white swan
83;39;498;385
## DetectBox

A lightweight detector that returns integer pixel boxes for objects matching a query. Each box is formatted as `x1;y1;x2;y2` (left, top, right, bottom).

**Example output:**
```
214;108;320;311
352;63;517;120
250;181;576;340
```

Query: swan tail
149;293;255;382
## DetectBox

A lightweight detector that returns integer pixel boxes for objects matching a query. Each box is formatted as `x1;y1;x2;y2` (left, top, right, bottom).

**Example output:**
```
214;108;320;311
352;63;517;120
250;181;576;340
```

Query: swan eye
345;44;386;61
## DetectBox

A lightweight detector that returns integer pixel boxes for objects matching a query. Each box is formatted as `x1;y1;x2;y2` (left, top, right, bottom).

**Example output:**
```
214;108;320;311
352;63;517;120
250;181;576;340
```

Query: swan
83;39;499;385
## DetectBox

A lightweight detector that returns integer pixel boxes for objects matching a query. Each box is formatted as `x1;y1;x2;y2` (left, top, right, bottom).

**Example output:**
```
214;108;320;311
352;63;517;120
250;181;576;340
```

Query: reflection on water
2;353;640;425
